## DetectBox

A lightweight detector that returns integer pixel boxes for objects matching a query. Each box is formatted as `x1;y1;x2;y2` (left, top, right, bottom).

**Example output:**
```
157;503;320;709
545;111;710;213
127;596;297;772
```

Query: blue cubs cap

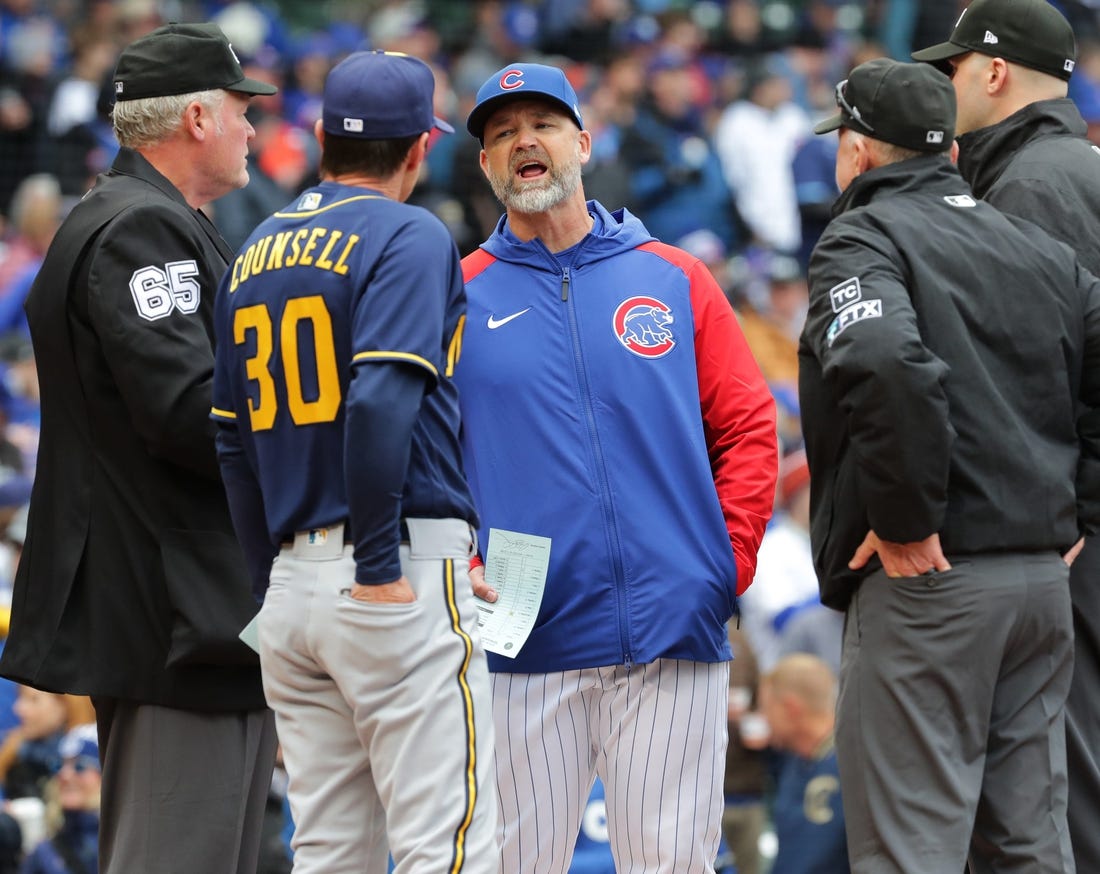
322;51;454;140
466;63;584;140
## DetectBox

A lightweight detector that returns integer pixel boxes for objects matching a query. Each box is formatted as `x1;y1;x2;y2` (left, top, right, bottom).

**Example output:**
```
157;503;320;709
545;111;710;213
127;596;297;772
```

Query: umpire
914;1;1100;865
0;23;277;874
799;57;1100;873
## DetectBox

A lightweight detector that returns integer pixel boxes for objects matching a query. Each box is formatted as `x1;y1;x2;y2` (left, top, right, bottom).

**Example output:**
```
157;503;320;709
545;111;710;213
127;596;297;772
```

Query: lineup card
477;528;550;657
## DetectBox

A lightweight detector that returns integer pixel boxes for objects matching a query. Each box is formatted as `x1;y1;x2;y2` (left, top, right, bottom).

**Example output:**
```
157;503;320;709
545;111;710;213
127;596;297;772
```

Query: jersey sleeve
688;256;779;594
349;213;458;386
211;266;238;425
803;222;953;543
344;211;462;583
85;203;222;480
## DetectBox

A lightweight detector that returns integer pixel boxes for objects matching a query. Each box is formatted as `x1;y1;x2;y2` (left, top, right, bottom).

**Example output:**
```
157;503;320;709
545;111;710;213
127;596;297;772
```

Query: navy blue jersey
212;181;475;577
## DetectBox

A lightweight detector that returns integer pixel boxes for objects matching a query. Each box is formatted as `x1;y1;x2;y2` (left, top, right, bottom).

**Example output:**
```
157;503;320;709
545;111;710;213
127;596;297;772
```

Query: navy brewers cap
912;0;1077;82
113;22;278;102
466;63;584;140
322;50;454;140
815;59;956;153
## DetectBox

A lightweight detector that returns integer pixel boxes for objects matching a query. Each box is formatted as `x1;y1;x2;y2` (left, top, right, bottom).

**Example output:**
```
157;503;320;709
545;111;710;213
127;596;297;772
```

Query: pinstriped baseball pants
492;659;729;873
258;518;500;874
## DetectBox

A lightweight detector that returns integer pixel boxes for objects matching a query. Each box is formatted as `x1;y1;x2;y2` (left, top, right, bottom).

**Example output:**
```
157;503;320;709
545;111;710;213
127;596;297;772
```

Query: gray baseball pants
258;517;499;874
837;552;1074;874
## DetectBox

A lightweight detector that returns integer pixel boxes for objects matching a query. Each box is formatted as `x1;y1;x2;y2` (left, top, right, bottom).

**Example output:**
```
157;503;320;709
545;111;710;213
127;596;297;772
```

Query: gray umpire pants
95;698;277;874
1066;537;1100;872
837;552;1075;874
258;517;499;874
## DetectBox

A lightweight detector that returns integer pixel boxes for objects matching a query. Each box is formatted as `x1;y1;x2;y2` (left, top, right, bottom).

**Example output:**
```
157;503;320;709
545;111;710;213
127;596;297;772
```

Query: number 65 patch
129;260;201;321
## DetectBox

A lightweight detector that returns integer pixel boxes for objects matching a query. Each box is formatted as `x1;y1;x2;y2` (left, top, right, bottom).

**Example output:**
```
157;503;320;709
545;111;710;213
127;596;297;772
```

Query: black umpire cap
912;0;1077;82
814;58;956;153
113;22;278;102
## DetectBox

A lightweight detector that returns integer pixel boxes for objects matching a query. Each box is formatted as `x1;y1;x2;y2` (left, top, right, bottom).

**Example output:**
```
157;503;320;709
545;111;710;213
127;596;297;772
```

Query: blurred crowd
3;1;1100;871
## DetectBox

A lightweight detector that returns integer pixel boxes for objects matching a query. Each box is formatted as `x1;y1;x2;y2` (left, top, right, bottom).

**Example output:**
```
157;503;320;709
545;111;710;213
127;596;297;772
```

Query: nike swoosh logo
487;308;531;330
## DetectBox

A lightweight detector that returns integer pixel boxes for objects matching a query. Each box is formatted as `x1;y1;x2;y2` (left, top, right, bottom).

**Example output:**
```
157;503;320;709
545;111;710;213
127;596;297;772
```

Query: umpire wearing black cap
0;22;278;874
916;5;1100;865
799;57;1100;873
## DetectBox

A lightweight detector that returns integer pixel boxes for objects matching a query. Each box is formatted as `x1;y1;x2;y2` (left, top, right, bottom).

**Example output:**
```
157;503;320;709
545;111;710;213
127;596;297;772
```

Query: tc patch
828;276;862;313
826;299;882;347
613;296;675;358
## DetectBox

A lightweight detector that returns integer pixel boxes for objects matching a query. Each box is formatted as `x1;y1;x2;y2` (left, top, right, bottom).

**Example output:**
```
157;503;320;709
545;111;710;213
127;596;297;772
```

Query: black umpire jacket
0;148;266;712
958;98;1100;276
798;155;1100;611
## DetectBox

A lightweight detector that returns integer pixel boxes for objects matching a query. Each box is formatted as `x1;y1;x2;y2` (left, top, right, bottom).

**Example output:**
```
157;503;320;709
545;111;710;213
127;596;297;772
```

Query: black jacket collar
108;146;234;262
832;154;965;217
956;98;1087;197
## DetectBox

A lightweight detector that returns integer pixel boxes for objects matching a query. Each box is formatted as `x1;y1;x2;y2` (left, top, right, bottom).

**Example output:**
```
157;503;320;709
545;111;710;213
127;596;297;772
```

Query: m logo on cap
1065;59;1076;73
344;118;364;133
983;30;998;44
927;130;945;144
499;69;524;90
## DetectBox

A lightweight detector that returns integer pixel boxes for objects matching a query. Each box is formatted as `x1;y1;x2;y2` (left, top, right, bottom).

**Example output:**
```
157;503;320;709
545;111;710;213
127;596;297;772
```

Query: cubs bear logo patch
613;296;675;358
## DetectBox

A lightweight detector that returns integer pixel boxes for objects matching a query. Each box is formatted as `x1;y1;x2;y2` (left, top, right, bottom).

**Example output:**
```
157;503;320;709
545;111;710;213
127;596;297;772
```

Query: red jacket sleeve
641;242;778;593
694;263;778;592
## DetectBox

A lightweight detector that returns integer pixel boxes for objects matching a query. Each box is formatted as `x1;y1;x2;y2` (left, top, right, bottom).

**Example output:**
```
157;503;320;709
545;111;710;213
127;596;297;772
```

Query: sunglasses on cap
834;79;874;133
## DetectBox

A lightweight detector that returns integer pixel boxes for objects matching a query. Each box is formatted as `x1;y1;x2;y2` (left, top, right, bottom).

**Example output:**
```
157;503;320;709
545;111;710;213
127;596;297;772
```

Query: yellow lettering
229;254;243;292
238;244;256;286
314;230;343;271
332;234;360;276
250;236;273;277
266;231;292;271
285;228;309;267
298;227;327;267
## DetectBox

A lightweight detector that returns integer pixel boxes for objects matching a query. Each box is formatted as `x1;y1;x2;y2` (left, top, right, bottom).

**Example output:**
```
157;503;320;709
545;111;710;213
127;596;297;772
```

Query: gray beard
488;158;583;214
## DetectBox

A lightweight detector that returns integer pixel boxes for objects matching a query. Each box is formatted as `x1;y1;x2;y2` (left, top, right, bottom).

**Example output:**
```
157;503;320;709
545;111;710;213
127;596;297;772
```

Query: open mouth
515;160;548;180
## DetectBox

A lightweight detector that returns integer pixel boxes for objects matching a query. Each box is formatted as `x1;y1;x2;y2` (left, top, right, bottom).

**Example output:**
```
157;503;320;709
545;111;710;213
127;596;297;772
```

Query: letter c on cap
499;69;524;90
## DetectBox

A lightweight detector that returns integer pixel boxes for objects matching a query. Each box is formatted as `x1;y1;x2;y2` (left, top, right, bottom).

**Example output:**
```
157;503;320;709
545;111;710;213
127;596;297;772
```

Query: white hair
112;89;225;149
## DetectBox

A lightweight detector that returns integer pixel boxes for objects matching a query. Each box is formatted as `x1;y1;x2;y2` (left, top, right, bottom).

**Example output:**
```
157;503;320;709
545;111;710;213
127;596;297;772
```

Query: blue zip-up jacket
457;202;777;673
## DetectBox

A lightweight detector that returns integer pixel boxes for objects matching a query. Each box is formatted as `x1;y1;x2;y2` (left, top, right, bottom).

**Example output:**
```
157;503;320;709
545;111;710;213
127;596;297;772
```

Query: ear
183;100;207;141
987;57;1010;96
405;131;431;173
314;118;324;150
949;139;960;165
478;147;490;181
577;129;592;166
853;133;875;176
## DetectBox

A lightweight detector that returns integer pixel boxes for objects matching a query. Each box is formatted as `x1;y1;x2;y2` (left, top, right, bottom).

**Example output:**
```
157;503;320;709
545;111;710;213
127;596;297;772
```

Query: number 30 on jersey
233;295;341;431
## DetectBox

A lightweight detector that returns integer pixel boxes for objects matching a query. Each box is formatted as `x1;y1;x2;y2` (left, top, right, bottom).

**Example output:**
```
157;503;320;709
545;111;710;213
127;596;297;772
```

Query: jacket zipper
561;265;633;668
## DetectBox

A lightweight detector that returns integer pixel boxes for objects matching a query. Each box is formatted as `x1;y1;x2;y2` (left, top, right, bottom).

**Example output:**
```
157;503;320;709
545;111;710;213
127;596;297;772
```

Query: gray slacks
1066;538;1100;873
95;698;277;874
837;552;1074;874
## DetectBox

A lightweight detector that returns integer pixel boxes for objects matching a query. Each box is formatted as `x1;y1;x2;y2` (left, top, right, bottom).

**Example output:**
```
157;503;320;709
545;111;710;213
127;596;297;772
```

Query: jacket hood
479;199;656;271
956;98;1087;197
